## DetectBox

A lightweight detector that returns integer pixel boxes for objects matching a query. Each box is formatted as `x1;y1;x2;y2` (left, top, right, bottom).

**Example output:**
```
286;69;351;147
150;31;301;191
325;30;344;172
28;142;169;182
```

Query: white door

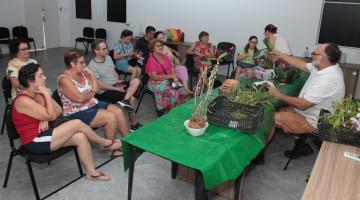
24;0;45;49
23;0;60;50
42;0;60;48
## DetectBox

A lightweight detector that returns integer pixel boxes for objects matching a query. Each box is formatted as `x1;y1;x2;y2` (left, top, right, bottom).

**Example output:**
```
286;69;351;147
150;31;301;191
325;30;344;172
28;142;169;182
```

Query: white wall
0;0;26;54
58;0;360;64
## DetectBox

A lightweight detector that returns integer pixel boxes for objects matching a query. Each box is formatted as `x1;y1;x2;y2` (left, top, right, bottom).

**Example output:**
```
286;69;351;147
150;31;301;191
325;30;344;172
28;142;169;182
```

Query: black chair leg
283;138;306;170
135;89;146;113
171;162;178;179
26;161;40;200
3;151;15;188
74;41;78;49
32;41;37;54
1;105;8;135
74;148;83;176
226;63;231;79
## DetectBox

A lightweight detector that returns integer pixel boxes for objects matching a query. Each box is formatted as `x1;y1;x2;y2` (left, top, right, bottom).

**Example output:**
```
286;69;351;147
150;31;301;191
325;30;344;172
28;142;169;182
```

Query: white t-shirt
6;58;37;98
274;33;292;55
295;63;345;128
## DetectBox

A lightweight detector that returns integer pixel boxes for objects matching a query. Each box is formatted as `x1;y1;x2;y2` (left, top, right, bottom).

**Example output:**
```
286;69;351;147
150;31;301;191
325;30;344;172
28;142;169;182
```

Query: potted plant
184;52;229;136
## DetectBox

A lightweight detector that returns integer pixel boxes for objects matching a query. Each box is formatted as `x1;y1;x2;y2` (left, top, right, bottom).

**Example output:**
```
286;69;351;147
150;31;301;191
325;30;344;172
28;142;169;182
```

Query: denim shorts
66;101;109;125
24;128;53;154
237;61;255;68
116;60;130;72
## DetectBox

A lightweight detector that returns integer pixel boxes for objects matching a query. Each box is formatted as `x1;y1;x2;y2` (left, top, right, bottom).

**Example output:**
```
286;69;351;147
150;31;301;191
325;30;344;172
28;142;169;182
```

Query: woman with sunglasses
235;36;260;79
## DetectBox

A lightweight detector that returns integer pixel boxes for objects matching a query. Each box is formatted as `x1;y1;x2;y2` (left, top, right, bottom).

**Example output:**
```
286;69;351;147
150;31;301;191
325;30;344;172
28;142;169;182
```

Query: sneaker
117;99;134;112
129;123;143;132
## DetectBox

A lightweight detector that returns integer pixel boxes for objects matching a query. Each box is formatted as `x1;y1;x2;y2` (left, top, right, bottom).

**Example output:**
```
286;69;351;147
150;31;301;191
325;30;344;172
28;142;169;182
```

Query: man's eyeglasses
311;52;326;57
77;61;85;65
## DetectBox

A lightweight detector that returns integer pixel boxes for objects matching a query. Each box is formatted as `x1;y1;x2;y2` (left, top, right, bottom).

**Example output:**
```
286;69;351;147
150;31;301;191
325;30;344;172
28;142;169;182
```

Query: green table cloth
122;73;308;189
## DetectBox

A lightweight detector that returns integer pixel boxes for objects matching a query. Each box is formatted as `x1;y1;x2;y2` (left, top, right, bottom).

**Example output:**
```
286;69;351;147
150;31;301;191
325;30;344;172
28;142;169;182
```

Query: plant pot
184;119;208;137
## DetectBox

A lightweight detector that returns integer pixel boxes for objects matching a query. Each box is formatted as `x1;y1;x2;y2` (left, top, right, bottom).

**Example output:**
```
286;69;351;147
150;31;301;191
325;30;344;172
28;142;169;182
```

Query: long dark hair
244;36;258;54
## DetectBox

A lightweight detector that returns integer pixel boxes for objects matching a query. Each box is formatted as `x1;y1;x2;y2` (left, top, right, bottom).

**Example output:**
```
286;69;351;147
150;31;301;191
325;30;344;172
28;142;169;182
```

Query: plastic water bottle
303;47;310;58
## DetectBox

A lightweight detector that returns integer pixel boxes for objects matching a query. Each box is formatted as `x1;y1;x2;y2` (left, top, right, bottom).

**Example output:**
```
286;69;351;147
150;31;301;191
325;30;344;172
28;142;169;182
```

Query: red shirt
12;94;41;144
145;54;173;75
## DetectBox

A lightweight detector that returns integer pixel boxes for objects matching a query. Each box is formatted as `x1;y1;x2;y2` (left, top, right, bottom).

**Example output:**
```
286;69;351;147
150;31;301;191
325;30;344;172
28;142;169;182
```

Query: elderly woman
113;29;142;80
145;39;187;115
6;38;38;99
154;31;191;93
186;31;214;87
13;63;120;181
57;50;129;157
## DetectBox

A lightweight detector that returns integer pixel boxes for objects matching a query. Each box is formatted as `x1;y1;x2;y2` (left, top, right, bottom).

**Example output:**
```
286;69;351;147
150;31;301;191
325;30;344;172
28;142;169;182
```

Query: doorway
23;0;60;50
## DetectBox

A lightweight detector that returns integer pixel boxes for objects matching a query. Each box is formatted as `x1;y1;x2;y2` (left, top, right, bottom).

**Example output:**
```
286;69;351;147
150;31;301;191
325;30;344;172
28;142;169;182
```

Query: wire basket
318;110;360;147
207;96;264;133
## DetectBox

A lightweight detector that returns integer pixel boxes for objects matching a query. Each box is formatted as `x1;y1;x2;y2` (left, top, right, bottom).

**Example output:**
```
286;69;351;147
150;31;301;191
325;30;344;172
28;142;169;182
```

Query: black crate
318;110;360;147
207;96;264;133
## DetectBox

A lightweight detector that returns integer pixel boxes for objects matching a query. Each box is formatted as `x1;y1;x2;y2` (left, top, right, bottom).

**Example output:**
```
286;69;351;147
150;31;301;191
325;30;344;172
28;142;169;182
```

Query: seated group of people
5;22;346;181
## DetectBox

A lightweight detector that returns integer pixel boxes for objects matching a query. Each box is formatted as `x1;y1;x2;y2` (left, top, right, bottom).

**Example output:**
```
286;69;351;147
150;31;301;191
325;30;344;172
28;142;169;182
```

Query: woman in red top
12;63;121;181
186;31;214;87
145;39;187;115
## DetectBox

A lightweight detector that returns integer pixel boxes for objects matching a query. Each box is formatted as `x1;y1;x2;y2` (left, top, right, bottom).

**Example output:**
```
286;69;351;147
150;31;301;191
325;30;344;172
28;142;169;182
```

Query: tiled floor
0;48;318;200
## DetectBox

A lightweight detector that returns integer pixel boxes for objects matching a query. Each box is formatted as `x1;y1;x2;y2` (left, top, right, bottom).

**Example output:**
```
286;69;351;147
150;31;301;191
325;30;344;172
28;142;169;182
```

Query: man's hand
115;85;126;92
114;80;124;87
39;120;49;132
268;86;283;100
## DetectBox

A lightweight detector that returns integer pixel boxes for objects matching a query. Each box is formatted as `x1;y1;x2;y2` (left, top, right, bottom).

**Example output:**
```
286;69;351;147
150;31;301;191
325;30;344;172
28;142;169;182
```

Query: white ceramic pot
184;119;208;137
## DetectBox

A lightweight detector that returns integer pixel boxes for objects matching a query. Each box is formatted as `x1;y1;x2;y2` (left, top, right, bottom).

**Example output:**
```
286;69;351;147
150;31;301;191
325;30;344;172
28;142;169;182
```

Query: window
75;0;92;19
318;0;360;48
107;0;126;23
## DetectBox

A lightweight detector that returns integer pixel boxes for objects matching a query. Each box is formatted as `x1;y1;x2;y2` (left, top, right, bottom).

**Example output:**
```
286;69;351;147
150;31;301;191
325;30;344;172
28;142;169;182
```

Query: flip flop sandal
108;149;123;158
103;139;122;151
86;172;111;181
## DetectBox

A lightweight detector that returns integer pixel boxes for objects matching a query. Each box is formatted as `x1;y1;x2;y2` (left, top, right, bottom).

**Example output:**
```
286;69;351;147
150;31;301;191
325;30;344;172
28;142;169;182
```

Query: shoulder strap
151;55;168;75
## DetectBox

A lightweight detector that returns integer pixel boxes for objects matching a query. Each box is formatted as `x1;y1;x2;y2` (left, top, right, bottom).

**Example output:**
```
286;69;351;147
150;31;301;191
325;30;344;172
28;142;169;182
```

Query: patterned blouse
57;73;98;116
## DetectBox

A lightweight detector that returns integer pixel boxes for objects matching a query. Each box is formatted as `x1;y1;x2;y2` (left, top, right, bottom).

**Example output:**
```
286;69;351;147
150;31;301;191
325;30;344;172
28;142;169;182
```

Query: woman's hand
83;67;94;76
38;120;49;132
34;85;49;95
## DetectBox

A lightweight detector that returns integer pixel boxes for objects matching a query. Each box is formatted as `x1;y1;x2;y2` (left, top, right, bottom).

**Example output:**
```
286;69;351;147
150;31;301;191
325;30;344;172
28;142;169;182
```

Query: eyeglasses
311;52;326;57
77;60;85;65
18;47;30;51
96;48;108;51
155;44;163;48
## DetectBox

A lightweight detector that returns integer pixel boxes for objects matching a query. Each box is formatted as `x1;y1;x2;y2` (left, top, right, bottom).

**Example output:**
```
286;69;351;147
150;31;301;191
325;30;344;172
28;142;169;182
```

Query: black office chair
109;49;131;81
12;26;37;54
95;28;106;41
2;111;83;200
0;27;11;56
74;27;95;53
283;133;321;170
1;76;12;135
185;54;199;89
135;73;160;116
215;42;236;78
